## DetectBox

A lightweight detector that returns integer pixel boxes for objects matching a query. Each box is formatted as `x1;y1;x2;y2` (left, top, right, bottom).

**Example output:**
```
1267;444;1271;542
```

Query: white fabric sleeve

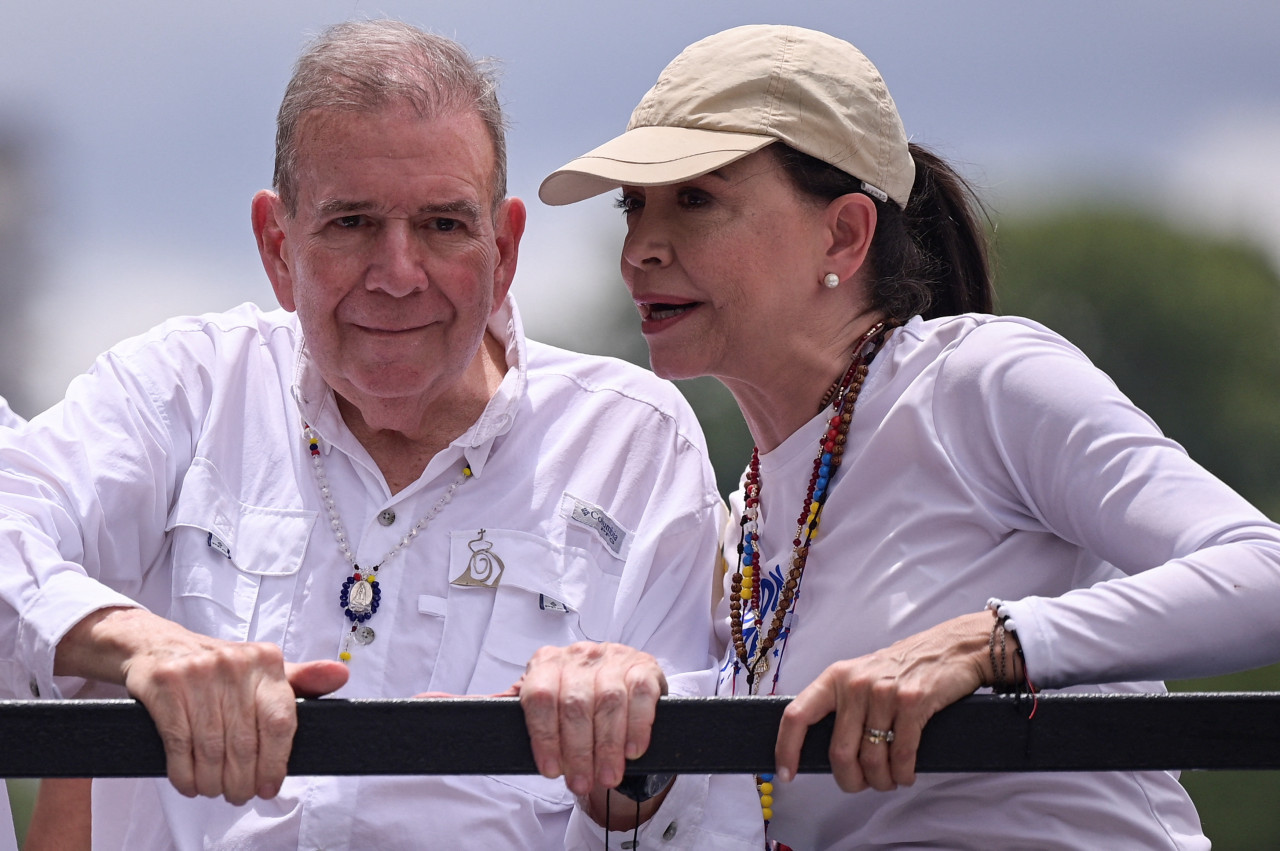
935;319;1280;687
0;784;16;851
0;343;196;697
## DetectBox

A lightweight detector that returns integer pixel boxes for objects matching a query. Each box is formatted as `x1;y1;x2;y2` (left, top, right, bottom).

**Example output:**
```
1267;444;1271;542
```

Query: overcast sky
2;1;1278;410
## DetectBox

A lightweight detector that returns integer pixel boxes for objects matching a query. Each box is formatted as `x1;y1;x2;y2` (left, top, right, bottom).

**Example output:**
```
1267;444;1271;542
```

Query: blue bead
821;453;832;465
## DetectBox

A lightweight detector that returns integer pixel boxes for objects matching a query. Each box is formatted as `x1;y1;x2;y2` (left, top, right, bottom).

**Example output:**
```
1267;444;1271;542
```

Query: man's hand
515;642;666;797
56;607;348;804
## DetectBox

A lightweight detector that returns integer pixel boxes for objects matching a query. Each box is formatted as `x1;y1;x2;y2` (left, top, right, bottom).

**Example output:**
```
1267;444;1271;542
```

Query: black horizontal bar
3;692;1280;779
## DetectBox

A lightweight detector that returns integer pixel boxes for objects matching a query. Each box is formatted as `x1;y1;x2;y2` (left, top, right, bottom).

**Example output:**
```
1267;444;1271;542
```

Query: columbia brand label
539;594;570;613
207;532;232;559
560;494;630;557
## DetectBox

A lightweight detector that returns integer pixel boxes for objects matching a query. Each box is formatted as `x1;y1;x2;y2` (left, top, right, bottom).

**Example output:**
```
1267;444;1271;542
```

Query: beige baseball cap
539;24;914;208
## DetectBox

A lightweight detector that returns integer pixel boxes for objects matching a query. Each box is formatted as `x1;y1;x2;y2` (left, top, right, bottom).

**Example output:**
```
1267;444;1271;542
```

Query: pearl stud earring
823;273;840;289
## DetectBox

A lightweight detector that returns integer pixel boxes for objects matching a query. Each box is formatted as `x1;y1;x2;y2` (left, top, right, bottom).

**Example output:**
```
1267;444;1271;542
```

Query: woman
521;24;1280;849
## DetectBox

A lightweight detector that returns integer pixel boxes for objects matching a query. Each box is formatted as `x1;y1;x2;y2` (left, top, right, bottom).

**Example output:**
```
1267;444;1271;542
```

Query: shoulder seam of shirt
525;345;707;457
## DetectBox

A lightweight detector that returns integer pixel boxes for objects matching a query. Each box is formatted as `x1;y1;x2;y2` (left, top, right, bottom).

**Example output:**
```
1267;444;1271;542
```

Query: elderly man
0;21;732;849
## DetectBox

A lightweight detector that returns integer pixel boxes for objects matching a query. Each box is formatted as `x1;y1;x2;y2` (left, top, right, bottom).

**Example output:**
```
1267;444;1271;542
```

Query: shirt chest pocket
444;528;621;811
447;528;621;697
166;459;315;644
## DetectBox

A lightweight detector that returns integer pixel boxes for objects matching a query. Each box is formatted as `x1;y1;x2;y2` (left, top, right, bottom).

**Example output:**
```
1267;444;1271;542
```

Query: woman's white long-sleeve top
714;313;1280;850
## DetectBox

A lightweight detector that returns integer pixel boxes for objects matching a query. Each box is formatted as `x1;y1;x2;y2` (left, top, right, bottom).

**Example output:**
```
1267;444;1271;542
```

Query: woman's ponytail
897;143;992;319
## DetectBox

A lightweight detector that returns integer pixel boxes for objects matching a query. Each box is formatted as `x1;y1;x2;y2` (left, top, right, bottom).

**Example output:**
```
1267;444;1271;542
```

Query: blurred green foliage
7;779;34;847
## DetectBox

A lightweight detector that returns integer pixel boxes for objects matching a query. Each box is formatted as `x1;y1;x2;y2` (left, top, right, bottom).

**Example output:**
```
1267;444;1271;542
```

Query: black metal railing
4;692;1280;779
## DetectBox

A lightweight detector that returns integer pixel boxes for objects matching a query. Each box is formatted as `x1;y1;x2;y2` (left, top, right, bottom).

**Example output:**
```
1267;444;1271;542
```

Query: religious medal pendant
306;420;472;664
340;568;381;622
338;569;381;663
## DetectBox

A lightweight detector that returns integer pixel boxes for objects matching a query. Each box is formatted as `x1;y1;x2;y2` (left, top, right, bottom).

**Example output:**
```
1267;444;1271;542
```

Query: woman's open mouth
639;301;700;322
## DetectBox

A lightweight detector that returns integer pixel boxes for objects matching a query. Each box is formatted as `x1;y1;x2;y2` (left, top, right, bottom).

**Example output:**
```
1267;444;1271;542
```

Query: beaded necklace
728;320;891;835
304;424;471;662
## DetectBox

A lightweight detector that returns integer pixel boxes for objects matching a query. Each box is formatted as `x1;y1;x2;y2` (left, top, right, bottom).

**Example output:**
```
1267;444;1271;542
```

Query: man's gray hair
273;19;508;215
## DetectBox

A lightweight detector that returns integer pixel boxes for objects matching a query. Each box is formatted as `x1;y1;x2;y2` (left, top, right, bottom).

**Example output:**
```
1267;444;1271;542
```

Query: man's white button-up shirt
0;298;744;850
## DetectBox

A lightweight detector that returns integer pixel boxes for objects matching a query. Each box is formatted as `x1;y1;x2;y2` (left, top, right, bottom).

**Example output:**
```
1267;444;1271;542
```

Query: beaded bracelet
984;598;1040;718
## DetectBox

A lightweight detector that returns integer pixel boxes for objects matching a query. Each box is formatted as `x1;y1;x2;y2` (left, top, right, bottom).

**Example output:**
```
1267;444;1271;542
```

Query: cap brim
539;125;776;206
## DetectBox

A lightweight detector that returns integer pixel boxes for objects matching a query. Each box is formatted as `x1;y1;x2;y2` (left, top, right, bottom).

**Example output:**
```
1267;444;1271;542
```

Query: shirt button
377;509;396;526
662;821;678;841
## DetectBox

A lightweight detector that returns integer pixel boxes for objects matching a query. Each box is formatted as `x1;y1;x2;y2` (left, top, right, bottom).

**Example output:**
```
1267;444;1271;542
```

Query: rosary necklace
727;320;892;835
304;424;471;662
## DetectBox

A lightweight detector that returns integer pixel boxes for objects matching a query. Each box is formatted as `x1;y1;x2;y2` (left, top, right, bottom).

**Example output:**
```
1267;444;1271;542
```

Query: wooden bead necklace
304;424;471;663
728;320;892;837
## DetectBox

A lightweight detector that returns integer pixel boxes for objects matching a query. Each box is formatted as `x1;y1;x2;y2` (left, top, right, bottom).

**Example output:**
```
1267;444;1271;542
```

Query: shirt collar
289;294;529;480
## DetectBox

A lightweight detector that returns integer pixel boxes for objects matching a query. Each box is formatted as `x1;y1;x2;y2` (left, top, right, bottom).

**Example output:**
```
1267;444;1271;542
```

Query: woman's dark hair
771;142;992;322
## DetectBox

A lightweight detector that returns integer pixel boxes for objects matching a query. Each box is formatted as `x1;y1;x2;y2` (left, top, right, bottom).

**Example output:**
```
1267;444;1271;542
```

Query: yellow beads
339;651;352;662
756;773;775;825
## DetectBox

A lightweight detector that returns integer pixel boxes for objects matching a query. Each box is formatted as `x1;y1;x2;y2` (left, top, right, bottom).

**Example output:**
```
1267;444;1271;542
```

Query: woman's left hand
774;610;1003;792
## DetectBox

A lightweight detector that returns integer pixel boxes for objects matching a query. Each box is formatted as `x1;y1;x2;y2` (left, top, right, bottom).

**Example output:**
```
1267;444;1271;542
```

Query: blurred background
2;1;1278;846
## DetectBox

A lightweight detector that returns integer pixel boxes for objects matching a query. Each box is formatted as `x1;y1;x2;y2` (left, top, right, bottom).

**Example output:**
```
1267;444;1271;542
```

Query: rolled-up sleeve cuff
1002;596;1056;688
17;570;144;699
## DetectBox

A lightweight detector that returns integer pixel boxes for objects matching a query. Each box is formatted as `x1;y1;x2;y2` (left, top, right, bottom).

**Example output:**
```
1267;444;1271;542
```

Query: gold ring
864;727;895;745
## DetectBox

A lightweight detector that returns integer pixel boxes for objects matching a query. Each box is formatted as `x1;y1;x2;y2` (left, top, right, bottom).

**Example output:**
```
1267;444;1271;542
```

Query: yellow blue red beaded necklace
729;320;892;837
304;423;471;662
